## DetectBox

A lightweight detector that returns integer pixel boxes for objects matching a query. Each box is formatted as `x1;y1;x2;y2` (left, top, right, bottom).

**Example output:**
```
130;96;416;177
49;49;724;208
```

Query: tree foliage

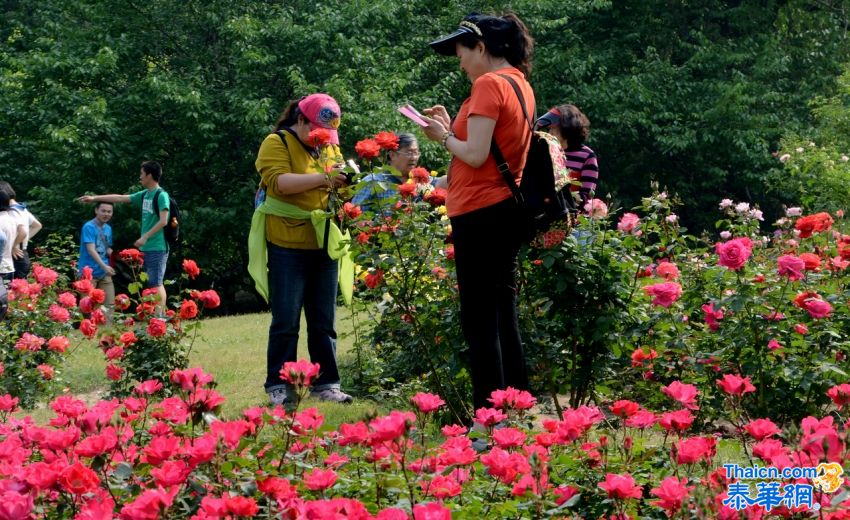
1;0;848;307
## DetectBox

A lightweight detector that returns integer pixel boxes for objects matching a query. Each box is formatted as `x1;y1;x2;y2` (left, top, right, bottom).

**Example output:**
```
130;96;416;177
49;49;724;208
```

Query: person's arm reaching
77;194;131;204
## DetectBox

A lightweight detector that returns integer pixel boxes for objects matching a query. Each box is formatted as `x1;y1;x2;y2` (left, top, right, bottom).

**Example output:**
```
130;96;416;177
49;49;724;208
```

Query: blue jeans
143;250;168;287
265;243;341;392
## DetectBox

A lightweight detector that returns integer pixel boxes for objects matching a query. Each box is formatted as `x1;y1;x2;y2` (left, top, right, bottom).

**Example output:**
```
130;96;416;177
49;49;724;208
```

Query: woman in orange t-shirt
422;12;536;411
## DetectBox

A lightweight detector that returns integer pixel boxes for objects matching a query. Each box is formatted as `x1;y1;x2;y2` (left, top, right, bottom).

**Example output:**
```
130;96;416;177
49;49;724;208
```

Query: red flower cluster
795;212;833;238
119;248;144;266
280;360;321;387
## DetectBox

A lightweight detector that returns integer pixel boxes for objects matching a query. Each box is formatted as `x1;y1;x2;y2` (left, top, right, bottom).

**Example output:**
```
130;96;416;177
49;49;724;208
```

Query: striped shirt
565;145;599;206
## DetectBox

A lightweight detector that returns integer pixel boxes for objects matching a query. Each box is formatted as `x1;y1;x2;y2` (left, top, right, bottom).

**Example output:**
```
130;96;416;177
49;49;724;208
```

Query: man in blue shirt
78;161;170;316
78;202;115;319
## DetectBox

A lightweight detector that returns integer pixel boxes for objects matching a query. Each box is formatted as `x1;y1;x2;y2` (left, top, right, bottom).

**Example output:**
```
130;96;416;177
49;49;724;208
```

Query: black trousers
451;197;529;411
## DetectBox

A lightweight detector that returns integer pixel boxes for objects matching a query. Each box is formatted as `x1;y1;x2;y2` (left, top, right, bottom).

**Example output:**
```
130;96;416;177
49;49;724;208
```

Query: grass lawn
26;308;386;428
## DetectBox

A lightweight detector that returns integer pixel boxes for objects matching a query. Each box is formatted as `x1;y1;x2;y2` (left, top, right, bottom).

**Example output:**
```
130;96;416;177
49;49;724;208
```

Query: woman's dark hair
0;189;10;211
274;99;305;132
456;12;534;77
555;104;591;149
0;181;15;200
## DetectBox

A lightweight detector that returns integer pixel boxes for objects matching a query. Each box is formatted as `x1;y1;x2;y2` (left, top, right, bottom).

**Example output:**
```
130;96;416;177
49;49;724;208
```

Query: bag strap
277;127;319;159
498;74;535;131
152;188;163;216
490;74;535;204
151;188;169;251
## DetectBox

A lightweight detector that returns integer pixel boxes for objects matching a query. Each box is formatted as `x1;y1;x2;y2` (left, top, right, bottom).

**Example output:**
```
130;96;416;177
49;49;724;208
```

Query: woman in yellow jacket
255;93;353;406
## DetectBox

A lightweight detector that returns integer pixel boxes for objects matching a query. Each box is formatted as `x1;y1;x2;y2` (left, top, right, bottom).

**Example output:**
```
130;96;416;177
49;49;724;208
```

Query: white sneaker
310;388;353;404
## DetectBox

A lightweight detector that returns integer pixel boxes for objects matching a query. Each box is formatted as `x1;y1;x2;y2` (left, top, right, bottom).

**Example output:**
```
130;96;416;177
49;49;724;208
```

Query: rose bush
3;365;850;519
1;263;82;407
80;251;221;397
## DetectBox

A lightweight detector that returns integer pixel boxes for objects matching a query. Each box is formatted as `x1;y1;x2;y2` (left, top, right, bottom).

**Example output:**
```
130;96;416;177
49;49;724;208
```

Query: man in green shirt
77;161;170;315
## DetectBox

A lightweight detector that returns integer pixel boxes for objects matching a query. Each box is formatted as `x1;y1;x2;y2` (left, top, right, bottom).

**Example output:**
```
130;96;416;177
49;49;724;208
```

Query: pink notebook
398;104;429;127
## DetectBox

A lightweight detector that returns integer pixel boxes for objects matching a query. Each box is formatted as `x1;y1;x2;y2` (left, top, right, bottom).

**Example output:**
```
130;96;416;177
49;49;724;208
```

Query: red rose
716;374;756;395
90;289;106;305
364;269;384;289
106;364;125;381
47;304;71;323
73;279;94;296
343;202;362;219
37;364;55;380
307;128;333;147
303;468;338;491
655;262;679;280
410;167;431;184
799;252;821;271
777;255;805;280
60;462;100;495
182;259;201;279
354;138;381;159
374;131;399;150
411;392;445;414
445;245;455;261
793;290;821;308
598;472;643;499
179;299;198;320
610;399;641;418
424;187;447;207
398;181;416;198
147;318;167;338
114;293;131;311
33;264;59;286
225;496;260;517
651;476;693;517
80;319;98;338
47;336;71;353
827;384;850;407
120;331;138;346
198;290;221;309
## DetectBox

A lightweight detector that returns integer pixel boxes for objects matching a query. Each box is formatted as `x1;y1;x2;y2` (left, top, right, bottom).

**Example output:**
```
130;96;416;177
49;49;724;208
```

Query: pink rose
584;198;608;218
803;298;832;319
777;255;806;281
617;212;640;233
643;282;683;307
715;237;753;270
655;262;679;281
